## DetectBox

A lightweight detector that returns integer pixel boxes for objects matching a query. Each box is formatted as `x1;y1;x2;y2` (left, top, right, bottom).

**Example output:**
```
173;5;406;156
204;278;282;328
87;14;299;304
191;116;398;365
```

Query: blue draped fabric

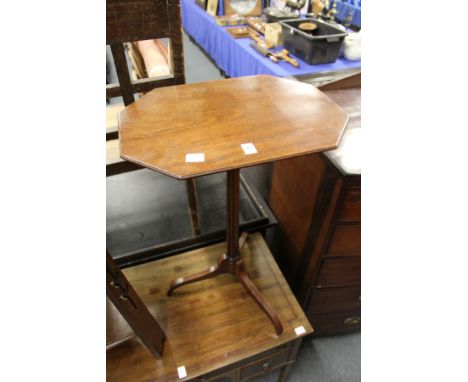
181;0;361;78
331;0;362;28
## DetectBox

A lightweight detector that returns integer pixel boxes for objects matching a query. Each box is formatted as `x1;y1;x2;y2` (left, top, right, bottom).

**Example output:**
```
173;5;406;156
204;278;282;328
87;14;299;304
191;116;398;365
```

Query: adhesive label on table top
241;142;257;155
294;326;306;336
177;365;187;379
185;153;205;163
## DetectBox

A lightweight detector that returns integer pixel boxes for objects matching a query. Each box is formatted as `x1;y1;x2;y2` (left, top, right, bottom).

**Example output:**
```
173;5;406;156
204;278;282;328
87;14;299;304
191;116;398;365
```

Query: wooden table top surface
107;233;313;382
119;75;349;179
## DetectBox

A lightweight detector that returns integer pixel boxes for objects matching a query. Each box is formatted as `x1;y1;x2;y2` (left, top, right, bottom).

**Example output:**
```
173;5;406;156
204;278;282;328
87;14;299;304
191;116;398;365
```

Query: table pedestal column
167;169;283;335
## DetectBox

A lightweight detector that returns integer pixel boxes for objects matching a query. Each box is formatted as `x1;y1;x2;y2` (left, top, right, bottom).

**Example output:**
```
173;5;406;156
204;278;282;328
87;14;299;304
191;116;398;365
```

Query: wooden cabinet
107;233;312;381
268;76;361;336
270;153;361;335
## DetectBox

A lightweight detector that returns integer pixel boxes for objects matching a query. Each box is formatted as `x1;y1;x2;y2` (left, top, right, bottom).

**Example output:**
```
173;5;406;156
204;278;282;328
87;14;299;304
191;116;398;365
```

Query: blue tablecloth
181;0;360;78
332;0;361;28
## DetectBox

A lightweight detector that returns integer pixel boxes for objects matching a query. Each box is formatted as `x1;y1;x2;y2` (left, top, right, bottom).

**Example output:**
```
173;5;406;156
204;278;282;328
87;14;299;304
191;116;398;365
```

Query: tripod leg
167;255;227;296
235;263;283;335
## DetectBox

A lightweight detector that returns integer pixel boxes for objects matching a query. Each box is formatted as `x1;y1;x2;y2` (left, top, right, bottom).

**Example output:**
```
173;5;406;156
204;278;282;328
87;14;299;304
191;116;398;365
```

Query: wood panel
106;0;171;44
239;351;289;379
269;154;327;281
307;309;361;336
316;257;361;287
325;224;361;256
336;186;361;222
107;233;312;382
306;285;360;315
106;253;166;358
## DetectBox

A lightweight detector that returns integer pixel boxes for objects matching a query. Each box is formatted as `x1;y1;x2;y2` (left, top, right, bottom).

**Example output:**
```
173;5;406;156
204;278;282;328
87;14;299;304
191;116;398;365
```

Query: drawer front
337;186;361;222
307;285;361;315
201;343;289;381
316;257;360;287
325;224;361;255
202;371;237;382
240;351;289;380
308;309;361;336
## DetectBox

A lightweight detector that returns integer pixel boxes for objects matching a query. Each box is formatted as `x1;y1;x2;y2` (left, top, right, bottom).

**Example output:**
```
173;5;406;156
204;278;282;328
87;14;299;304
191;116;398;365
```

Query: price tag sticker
185;153;205;163
241;142;258;155
294;326;306;336
177;366;187;379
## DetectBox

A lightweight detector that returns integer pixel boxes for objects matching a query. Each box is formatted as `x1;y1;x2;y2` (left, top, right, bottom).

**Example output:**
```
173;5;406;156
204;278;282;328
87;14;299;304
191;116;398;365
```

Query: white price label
294;326;306;336
185;153;205;163
177;366;187;379
241;142;258;155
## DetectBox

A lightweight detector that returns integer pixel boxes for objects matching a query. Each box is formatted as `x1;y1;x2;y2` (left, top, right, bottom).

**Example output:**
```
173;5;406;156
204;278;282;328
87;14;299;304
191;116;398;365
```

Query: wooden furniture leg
235;262;283;335
167;170;283;335
277;338;303;382
186;178;201;235
106;252;166;358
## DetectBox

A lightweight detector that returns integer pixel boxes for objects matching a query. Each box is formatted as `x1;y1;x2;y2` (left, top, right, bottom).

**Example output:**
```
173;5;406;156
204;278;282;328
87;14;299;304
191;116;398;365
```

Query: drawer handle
262;362;270;370
344;316;360;325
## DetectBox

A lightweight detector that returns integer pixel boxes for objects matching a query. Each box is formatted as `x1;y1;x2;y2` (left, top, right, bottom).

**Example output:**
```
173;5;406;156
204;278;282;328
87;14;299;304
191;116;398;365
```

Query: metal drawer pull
344;316;360;325
262;362;270;370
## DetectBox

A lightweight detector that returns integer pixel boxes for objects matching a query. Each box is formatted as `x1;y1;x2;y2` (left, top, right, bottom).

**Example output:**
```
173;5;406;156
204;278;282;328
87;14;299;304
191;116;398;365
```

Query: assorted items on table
182;0;360;77
194;0;361;70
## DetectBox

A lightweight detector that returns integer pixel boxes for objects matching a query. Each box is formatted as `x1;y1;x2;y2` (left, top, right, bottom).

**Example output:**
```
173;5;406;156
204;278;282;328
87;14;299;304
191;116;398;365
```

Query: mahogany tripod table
118;75;349;336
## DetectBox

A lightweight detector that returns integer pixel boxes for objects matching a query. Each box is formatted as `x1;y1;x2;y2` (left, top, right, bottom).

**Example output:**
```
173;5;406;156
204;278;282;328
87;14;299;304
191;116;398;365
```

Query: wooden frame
223;0;262;17
106;252;166;357
207;0;219;16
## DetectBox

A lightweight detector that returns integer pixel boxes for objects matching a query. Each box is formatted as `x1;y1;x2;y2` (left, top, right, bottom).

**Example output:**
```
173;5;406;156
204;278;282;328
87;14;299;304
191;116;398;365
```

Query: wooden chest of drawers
268;76;361;336
269;153;361;335
107;233;313;381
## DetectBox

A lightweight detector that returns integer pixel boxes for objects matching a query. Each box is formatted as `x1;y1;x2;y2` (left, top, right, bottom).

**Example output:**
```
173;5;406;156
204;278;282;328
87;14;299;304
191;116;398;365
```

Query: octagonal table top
118;75;349;179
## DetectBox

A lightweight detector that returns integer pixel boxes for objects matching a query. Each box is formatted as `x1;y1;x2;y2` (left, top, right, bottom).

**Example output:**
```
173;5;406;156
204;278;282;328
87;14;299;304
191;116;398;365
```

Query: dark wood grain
185;178;201;235
226;169;241;260
118;75;349;179
336;186;361;221
316;256;361;287
106;0;170;44
107;233;313;382
308;309;361;336
110;43;135;106
306;285;361;314
318;72;361;91
324;224;361;255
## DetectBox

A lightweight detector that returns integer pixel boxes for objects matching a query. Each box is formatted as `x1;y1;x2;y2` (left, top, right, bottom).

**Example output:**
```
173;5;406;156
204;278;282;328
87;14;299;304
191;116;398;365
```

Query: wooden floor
107;233;313;382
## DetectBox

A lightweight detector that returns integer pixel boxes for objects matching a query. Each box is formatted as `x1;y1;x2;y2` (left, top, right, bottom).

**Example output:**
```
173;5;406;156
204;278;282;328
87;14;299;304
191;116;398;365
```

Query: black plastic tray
280;18;347;65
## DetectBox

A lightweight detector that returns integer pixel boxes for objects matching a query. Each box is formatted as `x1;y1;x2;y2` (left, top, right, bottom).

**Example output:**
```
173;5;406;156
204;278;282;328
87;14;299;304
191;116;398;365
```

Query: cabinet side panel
269;154;327;290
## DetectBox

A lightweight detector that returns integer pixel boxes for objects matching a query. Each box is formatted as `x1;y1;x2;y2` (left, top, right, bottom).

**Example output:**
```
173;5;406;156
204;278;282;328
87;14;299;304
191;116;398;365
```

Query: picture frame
207;0;219;16
223;0;262;17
